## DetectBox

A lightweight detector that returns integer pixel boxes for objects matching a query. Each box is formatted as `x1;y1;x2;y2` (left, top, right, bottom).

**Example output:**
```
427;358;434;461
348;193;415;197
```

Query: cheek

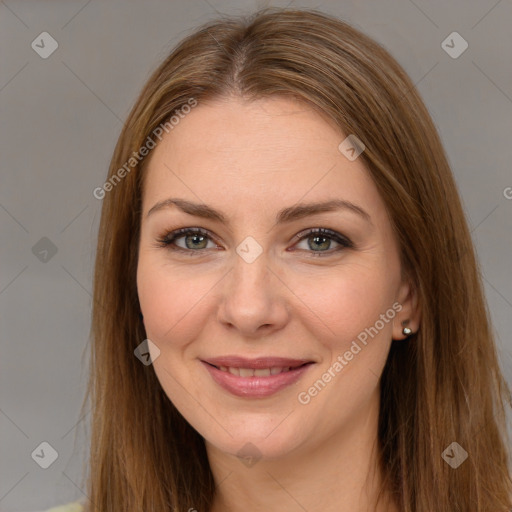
291;265;398;421
289;261;397;348
136;255;214;346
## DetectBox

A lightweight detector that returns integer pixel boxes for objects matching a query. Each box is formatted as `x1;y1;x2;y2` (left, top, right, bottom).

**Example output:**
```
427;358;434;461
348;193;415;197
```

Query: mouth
203;361;311;376
200;356;315;398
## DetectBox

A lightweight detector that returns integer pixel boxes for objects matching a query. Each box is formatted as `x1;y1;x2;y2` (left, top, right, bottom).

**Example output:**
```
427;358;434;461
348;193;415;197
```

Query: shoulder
40;501;84;512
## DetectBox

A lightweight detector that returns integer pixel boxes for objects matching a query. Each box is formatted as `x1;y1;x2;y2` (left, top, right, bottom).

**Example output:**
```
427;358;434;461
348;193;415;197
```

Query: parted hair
80;8;512;511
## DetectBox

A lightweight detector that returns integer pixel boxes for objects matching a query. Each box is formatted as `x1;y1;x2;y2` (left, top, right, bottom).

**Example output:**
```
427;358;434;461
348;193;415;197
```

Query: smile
200;358;315;398
215;366;295;377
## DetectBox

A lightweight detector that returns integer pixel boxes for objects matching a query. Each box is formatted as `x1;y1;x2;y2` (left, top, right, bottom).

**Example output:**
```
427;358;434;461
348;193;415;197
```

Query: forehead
142;96;383;219
152;96;342;160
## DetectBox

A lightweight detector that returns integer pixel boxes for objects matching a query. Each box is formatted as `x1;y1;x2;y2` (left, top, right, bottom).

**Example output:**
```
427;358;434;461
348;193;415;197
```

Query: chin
202;418;307;462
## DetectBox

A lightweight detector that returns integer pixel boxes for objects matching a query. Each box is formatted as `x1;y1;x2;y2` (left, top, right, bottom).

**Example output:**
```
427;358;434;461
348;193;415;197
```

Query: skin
136;96;420;512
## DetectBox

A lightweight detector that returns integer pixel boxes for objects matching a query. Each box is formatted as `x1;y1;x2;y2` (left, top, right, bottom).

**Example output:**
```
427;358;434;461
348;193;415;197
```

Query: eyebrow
146;197;372;225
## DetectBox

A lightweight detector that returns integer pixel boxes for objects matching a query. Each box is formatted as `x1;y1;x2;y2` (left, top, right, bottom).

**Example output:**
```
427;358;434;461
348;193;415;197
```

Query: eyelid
291;227;353;246
155;227;220;251
156;226;353;255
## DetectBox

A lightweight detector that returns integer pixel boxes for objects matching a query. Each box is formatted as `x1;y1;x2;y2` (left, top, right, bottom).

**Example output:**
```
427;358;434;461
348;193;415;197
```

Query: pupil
311;235;330;251
183;233;332;251
186;234;207;249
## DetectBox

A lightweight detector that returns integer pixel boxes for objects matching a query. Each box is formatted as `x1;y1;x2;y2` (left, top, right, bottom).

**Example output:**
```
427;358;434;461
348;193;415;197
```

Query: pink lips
200;356;315;398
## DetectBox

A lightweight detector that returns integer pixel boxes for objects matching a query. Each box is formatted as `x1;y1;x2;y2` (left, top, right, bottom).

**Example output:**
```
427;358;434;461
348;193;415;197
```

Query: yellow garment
45;502;84;512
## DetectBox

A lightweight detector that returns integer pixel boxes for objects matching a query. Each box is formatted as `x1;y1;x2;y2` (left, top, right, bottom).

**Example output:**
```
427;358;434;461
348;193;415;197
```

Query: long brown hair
80;8;512;511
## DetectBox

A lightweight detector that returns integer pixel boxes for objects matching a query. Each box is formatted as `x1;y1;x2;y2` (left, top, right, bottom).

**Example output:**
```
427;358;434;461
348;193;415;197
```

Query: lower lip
201;361;314;398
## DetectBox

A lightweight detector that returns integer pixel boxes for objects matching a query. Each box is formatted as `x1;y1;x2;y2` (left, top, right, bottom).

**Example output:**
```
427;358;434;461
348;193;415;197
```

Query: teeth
254;368;271;377
218;366;293;376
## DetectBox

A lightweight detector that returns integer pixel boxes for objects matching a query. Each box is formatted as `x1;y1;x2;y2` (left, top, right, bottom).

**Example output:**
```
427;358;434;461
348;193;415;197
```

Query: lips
200;355;315;398
202;355;313;369
216;366;293;377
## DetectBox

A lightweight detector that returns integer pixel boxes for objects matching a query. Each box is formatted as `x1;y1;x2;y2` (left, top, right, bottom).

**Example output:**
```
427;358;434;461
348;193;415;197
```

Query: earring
401;320;413;337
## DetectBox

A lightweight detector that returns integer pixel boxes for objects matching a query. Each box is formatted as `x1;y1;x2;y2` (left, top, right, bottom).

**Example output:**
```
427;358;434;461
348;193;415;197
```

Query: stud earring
401;320;413;337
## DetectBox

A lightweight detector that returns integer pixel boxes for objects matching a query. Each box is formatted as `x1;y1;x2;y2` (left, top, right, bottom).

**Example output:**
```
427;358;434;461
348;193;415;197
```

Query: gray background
1;0;511;510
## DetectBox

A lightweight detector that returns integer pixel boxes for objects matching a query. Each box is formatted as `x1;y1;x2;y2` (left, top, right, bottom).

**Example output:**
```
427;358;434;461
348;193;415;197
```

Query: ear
392;275;421;340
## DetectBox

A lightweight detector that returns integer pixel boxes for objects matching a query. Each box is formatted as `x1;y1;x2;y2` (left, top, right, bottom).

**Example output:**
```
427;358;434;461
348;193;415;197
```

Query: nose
216;248;290;338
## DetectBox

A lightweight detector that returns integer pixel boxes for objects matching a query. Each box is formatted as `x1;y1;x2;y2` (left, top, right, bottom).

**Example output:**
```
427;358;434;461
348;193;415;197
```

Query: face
136;96;416;461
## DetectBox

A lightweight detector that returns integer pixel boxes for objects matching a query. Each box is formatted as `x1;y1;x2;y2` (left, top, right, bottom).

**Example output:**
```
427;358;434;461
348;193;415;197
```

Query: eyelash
155;227;354;257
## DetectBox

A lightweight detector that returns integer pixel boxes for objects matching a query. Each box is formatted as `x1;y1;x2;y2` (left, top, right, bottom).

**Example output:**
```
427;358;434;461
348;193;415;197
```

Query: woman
53;7;512;512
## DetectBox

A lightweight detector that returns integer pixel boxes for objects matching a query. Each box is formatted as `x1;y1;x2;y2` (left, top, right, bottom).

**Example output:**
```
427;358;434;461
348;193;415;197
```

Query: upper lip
201;356;314;369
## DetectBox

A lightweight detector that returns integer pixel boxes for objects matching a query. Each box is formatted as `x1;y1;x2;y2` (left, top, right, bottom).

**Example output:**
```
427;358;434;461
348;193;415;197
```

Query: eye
155;227;353;257
291;228;353;256
155;228;219;254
